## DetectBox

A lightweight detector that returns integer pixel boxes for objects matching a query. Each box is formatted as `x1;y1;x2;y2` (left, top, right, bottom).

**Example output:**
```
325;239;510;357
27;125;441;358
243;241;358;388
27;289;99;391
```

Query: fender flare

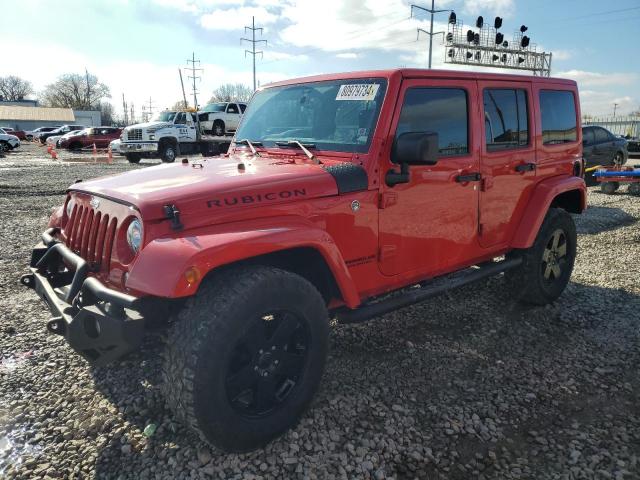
511;175;587;249
125;216;361;307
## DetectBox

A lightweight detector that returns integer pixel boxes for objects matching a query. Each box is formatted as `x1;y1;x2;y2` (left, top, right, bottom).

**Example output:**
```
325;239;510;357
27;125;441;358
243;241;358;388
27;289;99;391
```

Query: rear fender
511;175;586;249
125;216;360;307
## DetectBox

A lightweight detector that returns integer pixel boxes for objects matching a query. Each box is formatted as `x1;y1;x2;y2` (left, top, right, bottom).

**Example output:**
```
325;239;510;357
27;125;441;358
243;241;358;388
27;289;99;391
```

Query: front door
477;81;537;247
378;79;480;277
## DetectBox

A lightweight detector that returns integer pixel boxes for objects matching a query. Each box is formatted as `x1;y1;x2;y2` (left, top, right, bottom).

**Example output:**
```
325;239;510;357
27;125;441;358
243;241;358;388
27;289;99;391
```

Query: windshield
152;111;177;122
235;78;387;153
202;103;227;113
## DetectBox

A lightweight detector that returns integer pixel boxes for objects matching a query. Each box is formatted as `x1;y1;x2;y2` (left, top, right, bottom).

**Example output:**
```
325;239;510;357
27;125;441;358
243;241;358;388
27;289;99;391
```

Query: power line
547;5;640;23
241;16;267;91
186;52;203;110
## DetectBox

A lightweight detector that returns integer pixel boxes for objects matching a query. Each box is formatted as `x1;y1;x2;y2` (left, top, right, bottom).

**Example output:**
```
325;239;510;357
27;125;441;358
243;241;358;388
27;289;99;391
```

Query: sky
2;0;639;119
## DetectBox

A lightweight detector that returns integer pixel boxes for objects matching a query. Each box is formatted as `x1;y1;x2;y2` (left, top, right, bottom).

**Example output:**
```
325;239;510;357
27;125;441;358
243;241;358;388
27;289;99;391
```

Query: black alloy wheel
225;310;310;419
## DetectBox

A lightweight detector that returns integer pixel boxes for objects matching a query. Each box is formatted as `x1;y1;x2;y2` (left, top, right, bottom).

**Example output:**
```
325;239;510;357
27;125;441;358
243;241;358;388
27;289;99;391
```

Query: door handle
515;163;536;172
455;172;481;183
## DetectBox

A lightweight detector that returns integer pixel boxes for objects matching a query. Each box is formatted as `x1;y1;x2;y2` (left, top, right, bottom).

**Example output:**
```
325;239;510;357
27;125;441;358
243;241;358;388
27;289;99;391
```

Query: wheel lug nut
254;366;258;371
262;372;268;377
259;349;263;354
274;360;279;365
271;346;276;350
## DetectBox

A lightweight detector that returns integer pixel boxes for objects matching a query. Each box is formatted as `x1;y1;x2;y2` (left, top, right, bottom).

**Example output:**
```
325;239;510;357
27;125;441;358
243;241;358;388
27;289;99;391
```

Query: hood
125;121;172;131
70;152;344;221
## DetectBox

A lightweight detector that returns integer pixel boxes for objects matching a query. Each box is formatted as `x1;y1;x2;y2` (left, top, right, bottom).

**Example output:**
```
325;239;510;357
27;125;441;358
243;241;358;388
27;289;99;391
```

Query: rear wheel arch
549;189;584;214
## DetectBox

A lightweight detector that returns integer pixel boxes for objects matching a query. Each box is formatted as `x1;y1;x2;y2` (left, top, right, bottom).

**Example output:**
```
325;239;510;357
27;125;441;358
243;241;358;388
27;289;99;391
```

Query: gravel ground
1;144;639;479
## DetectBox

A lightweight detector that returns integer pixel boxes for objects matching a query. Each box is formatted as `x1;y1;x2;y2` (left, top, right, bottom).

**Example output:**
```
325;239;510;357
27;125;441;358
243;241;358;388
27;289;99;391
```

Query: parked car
198;102;246;136
624;135;640;155
0;128;21;151
58;126;122;150
39;125;86;144
27;126;60;141
582;126;629;185
23;68;587;453
52;129;88;148
1;127;27;140
109;138;123;155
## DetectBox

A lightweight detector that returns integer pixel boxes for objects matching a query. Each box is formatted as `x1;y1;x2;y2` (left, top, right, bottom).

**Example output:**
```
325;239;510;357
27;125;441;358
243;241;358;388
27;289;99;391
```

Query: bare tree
208;84;253;104
100;102;114;125
41;73;111;110
0;76;34;101
170;100;189;111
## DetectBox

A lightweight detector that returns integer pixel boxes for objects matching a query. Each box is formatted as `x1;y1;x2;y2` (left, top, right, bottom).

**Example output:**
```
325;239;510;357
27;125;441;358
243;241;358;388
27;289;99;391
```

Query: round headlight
65;199;74;218
126;219;143;254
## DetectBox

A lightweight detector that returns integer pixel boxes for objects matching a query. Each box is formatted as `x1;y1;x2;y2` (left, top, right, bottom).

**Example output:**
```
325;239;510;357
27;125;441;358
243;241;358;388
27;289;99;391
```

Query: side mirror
392;132;439;165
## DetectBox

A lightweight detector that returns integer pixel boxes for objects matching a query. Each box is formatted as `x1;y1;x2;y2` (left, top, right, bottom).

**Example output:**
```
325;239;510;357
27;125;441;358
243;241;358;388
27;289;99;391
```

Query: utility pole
411;1;449;69
122;93;128;125
241;16;267;91
613;103;619;117
130;103;135;125
186;52;203;110
179;69;189;108
85;68;91;109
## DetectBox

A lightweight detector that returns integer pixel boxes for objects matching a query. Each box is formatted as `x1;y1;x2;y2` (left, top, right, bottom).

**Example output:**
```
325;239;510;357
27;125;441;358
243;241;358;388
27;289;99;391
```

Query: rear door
582;127;596;166
478;81;536;247
226;103;241;129
378;78;480;277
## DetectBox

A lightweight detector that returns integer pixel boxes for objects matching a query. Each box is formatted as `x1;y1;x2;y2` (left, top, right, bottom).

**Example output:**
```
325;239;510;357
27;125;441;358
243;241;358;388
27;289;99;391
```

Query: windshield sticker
336;84;380;101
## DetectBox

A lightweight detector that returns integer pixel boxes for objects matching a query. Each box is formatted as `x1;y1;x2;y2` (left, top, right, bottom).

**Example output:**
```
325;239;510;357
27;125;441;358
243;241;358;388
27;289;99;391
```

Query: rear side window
539;90;577;145
239;104;247;113
483;88;529;151
582;127;594;145
395;88;468;156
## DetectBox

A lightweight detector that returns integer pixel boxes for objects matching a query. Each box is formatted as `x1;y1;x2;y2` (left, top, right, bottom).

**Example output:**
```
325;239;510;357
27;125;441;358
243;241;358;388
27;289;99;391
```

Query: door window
395;88;468;156
227;104;239;114
239;104;247;113
174;113;186;124
483;88;529;151
594;127;610;143
539;90;577;144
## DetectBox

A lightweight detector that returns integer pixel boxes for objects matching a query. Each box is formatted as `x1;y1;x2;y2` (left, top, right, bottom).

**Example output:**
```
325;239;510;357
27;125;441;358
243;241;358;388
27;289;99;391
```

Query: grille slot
64;202;117;273
127;129;142;141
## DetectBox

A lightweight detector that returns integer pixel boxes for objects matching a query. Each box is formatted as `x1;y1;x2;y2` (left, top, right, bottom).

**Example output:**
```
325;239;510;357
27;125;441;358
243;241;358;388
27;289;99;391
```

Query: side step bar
335;257;522;324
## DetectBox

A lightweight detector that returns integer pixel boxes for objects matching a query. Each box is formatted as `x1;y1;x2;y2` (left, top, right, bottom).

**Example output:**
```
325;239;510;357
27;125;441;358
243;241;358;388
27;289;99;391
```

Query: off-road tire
613;151;624;166
506;208;577;306
160;142;177;163
213;120;225;137
125;153;141;164
0;141;8;152
161;266;329;452
601;181;619;195
628;183;640;196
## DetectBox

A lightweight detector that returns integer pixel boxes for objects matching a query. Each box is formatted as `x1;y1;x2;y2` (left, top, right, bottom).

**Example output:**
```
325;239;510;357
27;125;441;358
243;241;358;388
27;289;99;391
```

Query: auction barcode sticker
336;83;380;101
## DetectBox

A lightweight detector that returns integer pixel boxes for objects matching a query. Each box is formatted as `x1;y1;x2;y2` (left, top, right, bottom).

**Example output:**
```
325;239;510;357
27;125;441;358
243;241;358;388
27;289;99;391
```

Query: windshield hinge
163;204;183;231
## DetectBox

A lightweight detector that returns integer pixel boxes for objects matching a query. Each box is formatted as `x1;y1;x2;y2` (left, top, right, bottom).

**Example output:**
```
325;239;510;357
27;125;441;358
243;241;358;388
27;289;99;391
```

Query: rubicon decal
207;189;307;208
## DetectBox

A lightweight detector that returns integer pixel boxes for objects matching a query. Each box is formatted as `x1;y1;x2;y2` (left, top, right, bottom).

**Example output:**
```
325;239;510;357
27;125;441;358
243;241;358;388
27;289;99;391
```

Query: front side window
153;111;177;122
235;78;387;153
594;127;610;143
227;104;239;114
202;103;227;113
483;88;529;151
395;88;468;156
540;90;577;145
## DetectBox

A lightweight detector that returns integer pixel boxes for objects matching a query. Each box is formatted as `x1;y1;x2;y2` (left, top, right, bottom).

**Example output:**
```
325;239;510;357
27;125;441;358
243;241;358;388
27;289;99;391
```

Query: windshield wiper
275;140;319;164
236;138;263;156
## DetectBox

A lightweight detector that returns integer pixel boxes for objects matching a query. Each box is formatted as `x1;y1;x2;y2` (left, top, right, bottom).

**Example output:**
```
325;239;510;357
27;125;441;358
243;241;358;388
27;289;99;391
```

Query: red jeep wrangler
22;69;586;452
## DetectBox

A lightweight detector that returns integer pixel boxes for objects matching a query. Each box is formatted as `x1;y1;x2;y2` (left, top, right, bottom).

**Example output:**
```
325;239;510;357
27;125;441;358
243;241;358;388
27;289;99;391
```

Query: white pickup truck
198;102;246;136
119;111;232;163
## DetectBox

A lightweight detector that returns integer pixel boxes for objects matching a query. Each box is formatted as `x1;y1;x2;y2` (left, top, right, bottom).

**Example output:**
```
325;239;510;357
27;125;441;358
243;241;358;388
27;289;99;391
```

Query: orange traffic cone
92;143;97;163
107;146;113;164
47;144;52;154
51;149;58;160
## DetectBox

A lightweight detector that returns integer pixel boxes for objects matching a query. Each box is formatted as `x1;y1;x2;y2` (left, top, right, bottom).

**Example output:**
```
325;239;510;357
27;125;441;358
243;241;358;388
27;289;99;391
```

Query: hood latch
163;204;183;231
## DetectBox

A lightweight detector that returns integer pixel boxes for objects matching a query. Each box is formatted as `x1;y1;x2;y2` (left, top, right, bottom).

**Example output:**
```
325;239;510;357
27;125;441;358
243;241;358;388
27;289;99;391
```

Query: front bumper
21;228;144;366
120;142;158;153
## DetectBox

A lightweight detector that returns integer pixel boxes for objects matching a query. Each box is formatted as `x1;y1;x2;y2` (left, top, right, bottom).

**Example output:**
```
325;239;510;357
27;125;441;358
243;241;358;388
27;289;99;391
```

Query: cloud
461;0;515;16
336;53;359;59
552;50;571;61
263;51;309;62
200;6;279;31
556;70;638;88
